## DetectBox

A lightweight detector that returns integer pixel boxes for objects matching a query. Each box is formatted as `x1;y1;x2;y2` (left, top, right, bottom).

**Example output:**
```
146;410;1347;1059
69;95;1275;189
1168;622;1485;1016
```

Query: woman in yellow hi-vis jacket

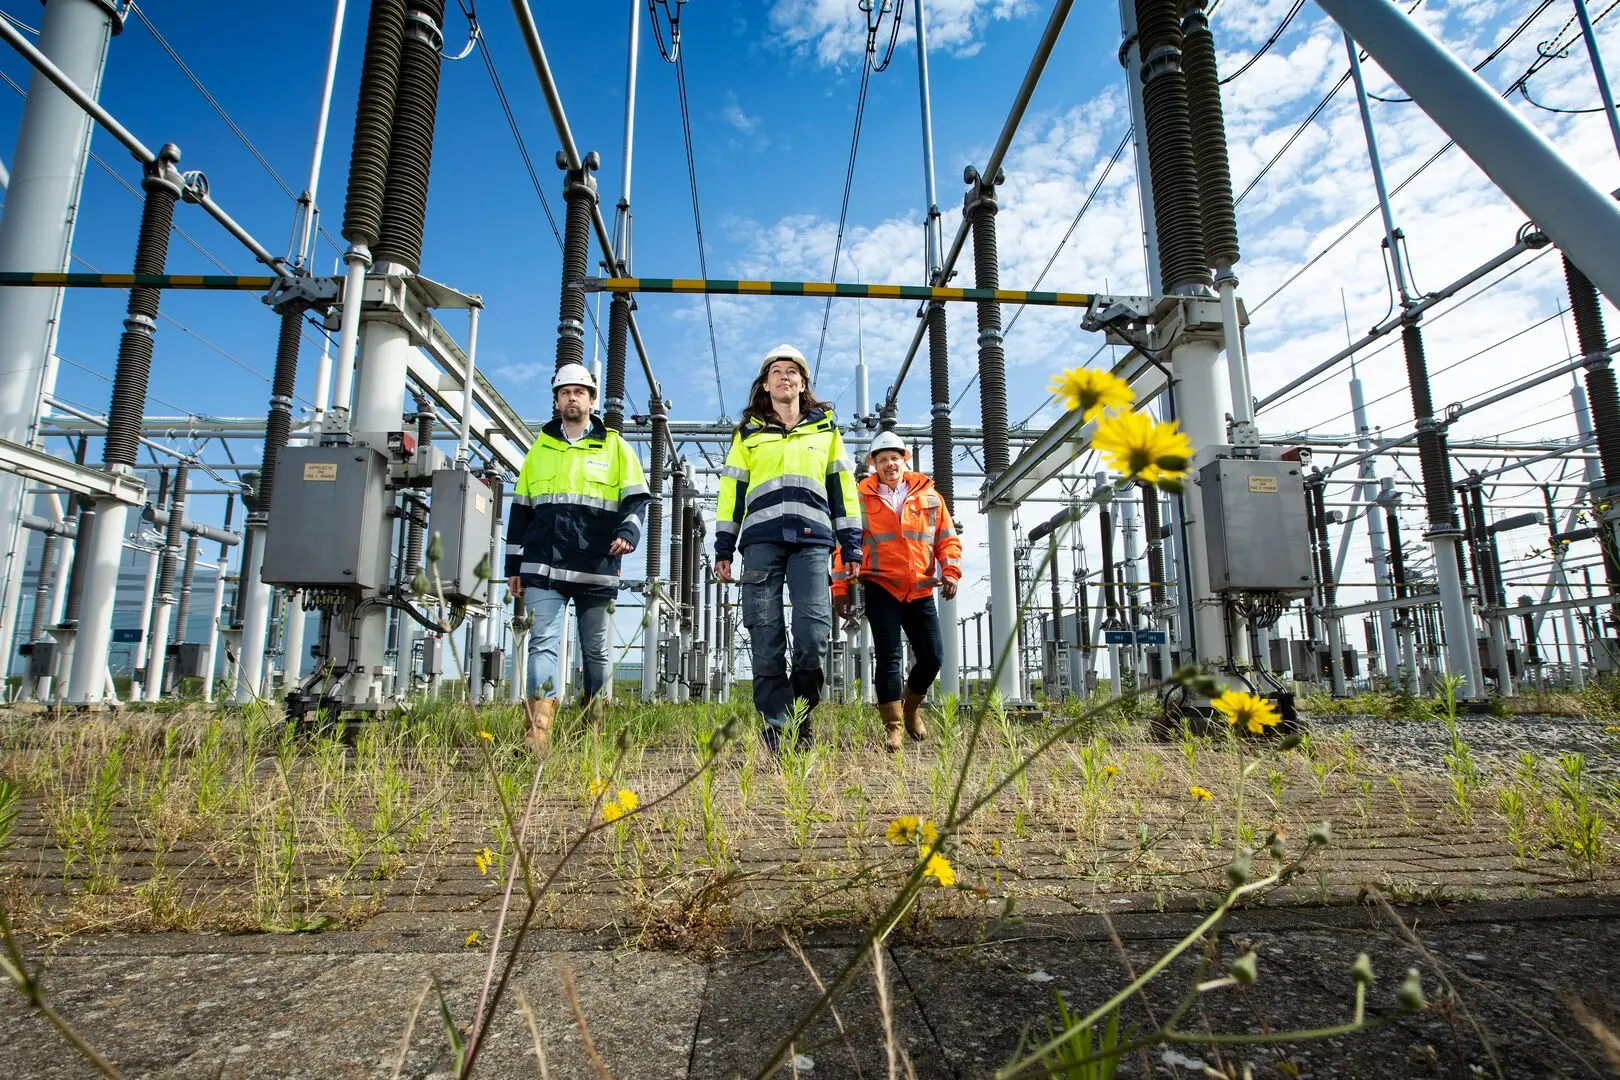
714;344;861;751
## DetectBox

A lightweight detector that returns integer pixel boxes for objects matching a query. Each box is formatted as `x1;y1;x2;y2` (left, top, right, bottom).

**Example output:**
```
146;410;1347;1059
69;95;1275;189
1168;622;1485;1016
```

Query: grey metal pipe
1319;0;1620;306
142;505;240;547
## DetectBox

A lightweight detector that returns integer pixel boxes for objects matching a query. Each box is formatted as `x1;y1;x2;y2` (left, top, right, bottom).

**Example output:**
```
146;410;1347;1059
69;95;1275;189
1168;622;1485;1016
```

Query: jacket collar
542;414;607;443
859;470;934;498
741;404;832;436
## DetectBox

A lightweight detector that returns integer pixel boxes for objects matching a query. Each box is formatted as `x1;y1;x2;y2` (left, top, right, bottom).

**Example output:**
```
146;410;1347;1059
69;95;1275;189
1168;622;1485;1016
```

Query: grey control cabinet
427;469;496;602
262;445;390;590
1199;457;1313;595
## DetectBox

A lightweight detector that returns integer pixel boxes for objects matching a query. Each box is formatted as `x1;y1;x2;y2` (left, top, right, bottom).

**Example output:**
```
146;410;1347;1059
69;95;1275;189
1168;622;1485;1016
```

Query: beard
561;402;587;422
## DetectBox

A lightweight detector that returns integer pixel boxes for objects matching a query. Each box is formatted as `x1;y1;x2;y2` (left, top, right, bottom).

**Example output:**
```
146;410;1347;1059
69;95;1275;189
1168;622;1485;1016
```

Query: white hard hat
759;343;810;382
552;362;597;394
867;431;909;460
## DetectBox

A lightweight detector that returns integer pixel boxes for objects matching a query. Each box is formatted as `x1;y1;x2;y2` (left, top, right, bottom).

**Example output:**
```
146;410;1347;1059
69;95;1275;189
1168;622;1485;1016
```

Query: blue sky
5;0;1620;668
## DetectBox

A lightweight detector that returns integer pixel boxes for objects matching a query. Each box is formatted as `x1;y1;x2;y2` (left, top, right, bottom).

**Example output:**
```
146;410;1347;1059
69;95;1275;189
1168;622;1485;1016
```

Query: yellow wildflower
1102;764;1119;779
589;777;610;798
919;820;939;846
1091;411;1193;490
886;816;922;845
1211;690;1281;735
923;851;956;887
602;802;624;823
464;930;480;947
616;789;639;813
1049;367;1135;422
476;730;494;742
474;848;493;876
1189;786;1214;803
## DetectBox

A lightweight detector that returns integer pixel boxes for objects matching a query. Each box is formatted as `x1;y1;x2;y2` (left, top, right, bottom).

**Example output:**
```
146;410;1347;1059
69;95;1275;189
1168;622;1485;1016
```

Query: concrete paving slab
1;937;705;1079
687;942;950;1080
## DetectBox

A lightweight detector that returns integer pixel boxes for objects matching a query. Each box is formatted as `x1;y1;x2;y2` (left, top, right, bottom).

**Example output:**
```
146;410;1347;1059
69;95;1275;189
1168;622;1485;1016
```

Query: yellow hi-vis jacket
714;405;862;564
504;415;649;597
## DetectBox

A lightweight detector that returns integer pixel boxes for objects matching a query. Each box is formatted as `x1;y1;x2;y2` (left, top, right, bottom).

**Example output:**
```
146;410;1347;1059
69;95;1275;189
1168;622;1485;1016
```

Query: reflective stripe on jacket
831;471;962;603
504;415;650;597
714;405;861;563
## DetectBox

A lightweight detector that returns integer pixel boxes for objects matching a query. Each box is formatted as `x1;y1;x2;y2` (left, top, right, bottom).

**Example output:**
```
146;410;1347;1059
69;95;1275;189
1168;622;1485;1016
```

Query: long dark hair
737;376;831;432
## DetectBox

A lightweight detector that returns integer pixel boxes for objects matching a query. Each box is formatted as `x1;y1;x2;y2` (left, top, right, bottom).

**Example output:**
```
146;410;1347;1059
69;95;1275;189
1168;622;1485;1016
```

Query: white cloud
721;91;761;134
765;0;1036;67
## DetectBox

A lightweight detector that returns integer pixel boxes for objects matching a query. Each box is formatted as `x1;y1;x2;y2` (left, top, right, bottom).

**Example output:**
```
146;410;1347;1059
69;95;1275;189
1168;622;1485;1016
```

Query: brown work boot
879;700;905;753
524;697;558;754
902;690;929;742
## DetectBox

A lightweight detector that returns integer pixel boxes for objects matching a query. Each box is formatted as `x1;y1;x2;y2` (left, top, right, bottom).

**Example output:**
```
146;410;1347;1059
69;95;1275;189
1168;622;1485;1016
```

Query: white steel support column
281;591;306;687
640;585;658;703
65;498;126;703
233;526;269;702
1174;339;1229;666
203;557;225;703
987;507;1019;701
1351;374;1400;684
0;0;119;684
132;544;158;697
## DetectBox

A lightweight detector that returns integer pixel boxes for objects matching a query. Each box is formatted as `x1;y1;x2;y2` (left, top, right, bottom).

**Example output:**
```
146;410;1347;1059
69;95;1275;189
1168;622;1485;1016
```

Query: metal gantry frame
3;0;1620;709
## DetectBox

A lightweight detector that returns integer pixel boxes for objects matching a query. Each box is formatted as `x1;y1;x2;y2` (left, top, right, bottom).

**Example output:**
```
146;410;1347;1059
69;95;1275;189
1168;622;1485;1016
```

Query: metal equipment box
174;641;210;679
427;468;496;602
23;641;54;678
262;445;390;590
420;635;443;677
1198;457;1314;595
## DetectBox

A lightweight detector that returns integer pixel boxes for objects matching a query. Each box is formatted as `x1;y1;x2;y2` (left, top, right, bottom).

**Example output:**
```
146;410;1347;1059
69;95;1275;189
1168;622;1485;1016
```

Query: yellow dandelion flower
1049;367;1135;422
919;820;939;846
1091;411;1193;489
1102;764;1119;778
589;777;609;798
1189;785;1214;802
474;847;493;876
923;851;956;887
616;789;639;813
886;816;922;845
1211;690;1281;735
464;930;480;947
602;802;624;823
476;730;494;742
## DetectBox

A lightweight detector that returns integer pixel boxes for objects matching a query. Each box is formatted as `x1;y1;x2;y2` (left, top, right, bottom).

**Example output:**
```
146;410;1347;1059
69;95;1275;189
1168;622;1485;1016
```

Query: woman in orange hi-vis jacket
831;431;963;752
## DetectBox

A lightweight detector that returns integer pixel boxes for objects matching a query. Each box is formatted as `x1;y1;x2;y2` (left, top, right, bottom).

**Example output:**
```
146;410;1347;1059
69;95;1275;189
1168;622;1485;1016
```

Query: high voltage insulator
1180;0;1240;271
374;0;447;273
343;0;406;247
1135;0;1210;294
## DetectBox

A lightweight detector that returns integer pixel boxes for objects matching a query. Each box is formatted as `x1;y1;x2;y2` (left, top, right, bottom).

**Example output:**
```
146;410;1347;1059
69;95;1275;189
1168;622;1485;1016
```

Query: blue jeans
524;587;612;702
739;542;832;728
863;583;943;704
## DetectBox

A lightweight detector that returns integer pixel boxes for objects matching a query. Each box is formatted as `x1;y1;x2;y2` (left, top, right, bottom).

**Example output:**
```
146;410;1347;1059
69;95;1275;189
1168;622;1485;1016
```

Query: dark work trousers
862;582;944;704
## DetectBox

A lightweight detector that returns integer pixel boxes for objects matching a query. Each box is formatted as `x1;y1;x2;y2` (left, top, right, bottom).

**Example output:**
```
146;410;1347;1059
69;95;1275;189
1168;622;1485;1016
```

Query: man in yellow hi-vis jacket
505;363;649;752
714;344;861;751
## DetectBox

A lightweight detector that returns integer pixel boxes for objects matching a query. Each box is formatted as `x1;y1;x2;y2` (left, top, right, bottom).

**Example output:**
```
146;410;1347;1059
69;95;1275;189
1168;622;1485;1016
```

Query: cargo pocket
739;568;770;628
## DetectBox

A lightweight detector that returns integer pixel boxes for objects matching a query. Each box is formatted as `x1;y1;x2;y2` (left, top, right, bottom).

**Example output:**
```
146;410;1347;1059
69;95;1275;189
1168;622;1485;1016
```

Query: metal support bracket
0;437;145;505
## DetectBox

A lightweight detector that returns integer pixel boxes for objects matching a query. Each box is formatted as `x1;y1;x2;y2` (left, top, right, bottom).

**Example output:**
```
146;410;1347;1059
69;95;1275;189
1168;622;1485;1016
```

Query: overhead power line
811;0;906;385
652;0;727;417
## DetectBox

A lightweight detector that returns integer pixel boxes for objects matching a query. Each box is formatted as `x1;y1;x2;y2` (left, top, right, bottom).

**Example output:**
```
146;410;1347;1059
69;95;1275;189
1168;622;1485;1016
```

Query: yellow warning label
303;462;338;482
1248;475;1279;493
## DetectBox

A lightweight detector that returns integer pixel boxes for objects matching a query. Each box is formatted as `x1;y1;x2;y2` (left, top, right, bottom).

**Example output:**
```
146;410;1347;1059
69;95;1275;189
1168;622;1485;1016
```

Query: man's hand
834;595;854;621
507;576;522;597
941;578;958;600
715;559;733;584
609;538;632;556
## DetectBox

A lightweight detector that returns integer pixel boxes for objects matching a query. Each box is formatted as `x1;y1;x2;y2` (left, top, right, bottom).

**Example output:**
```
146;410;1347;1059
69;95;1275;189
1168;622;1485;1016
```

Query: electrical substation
2;0;1620;728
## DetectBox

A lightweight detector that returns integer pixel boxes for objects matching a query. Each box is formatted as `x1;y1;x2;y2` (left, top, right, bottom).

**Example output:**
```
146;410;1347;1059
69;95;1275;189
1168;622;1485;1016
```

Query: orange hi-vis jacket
831;471;962;603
